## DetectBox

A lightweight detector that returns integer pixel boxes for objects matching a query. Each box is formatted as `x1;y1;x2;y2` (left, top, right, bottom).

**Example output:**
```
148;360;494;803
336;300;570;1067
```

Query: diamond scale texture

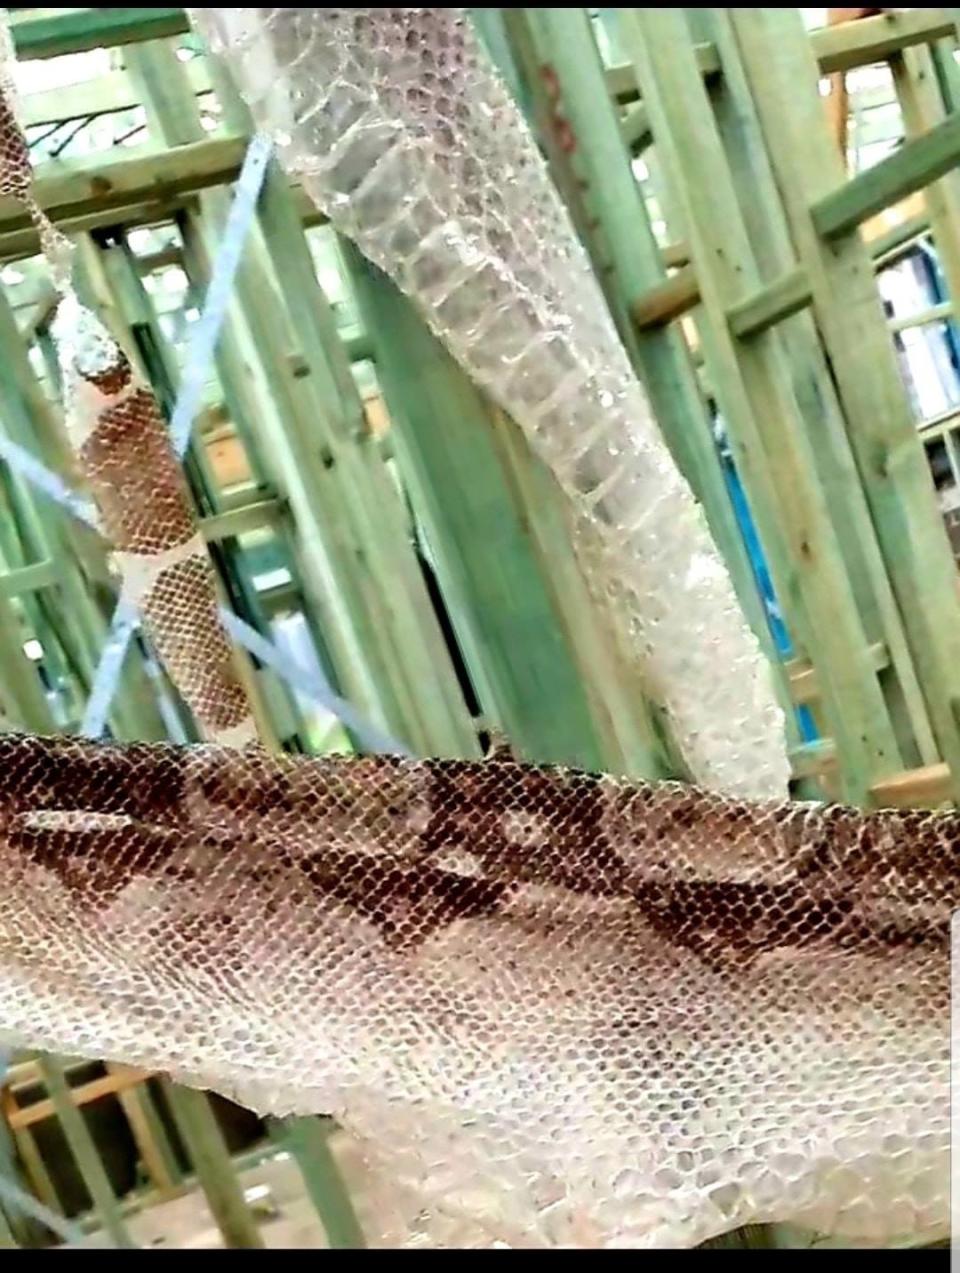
0;732;951;1247
190;6;791;803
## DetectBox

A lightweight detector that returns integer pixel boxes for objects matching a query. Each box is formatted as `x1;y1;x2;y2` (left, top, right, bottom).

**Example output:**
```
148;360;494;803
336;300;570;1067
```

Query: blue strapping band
81;134;274;740
0;134;411;758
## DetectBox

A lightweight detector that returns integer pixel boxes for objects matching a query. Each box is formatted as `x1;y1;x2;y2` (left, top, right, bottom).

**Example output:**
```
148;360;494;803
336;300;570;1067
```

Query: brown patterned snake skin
0;27;255;749
0;729;952;1247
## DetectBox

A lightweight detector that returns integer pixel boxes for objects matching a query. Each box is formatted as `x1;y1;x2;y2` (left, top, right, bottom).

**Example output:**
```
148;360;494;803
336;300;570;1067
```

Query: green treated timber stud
124;45;419;750
345;246;643;775
813;109;960;240
497;8;611;284
489;399;680;779
0;285;168;743
727;268;812;341
605;8;958;105
728;6;960;797
248;188;479;758
810;8;956;74
0;561;58;599
162;1083;265;1250
188;46;482;759
623;7;905;804
0;1113;31;1248
10;7;190;60
0;1202;16;1248
268;1118;366;1250
725;213;936;340
517;7;800;744
35;1058;135;1249
689;5;939;771
135;41;471;755
890;43;960;329
0;593;55;733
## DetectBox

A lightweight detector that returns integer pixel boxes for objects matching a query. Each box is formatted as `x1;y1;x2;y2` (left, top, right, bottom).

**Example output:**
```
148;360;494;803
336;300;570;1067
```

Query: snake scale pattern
0;5;951;1252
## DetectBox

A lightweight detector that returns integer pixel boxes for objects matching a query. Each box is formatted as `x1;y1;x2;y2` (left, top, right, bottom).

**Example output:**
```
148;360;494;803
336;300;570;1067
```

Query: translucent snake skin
0;6;951;1252
189;7;791;803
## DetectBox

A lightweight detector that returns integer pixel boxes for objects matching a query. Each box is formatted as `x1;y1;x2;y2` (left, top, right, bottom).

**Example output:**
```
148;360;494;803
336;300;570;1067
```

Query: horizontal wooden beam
607;40;720;103
726;199;939;339
786;641;889;706
812;8;958;75
10;7;190;60
727;266;812;339
7;1066;155;1130
661;240;691;270
609;9;956;108
621;101;652;152
0;561;58;599
889;300;953;334
813;111;960;239
200;498;284;544
867;209;932;267
870;762;953;808
0;136;247;259
631;265;700;330
789;738;838;782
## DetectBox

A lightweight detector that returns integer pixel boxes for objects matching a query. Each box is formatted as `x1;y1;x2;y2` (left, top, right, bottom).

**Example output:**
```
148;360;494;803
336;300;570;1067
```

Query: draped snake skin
0;730;953;1247
0;5;952;1252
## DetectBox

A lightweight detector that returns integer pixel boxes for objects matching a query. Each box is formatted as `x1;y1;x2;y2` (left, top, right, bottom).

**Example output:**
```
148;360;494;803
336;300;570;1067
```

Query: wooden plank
524;6;799;753
870;761;952;808
890;40;960;338
787;641;889;705
0;286;167;744
127;44;423;752
606;10;955;104
811;8;957;74
346;244;651;775
269;1119;366;1250
727;267;812;338
199;499;283;545
105;1065;181;1198
0;137;247;243
163;1083;264;1250
35;1058;134;1248
10;7;190;60
888;300;953;334
606;39;721;103
8;1067;154;1130
696;3;939;772
631;265;701;329
623;6;906;804
730;6;960;797
726;210;936;341
621;101;652;152
813;110;960;239
0;560;58;599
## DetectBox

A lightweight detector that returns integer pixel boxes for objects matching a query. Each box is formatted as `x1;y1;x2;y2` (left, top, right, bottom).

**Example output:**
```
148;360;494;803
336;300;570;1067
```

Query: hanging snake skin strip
0;37;255;748
189;6;791;803
0;729;952;1248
